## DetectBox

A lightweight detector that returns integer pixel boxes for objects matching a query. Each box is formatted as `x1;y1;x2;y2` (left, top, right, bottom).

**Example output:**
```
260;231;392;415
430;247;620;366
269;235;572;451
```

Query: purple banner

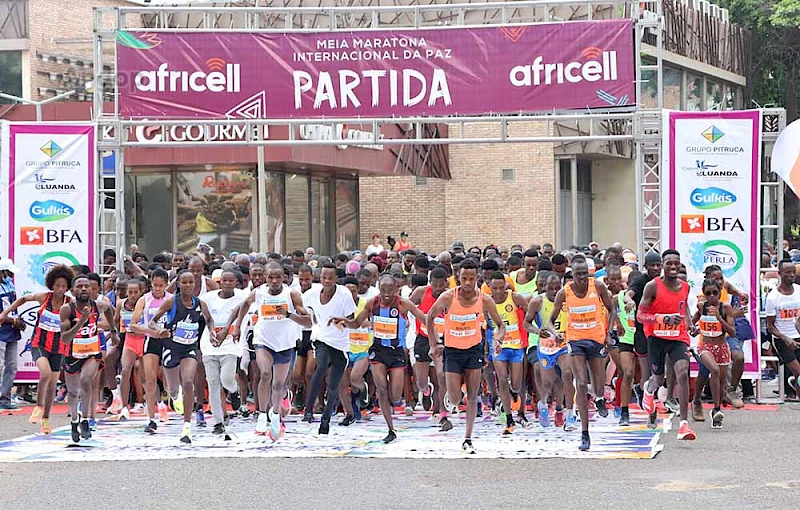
117;20;634;119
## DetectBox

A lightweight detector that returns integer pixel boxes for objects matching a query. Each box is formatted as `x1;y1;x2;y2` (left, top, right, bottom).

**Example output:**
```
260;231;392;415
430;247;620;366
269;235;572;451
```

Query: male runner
149;271;215;444
766;260;800;396
426;259;506;454
606;264;636;426
546;255;618;451
637;249;698;441
410;266;450;429
0;265;73;432
487;272;529;434
332;274;427;443
60;276;118;443
338;277;371;426
232;263;310;440
302;263;356;434
292;264;319;412
513;249;540;298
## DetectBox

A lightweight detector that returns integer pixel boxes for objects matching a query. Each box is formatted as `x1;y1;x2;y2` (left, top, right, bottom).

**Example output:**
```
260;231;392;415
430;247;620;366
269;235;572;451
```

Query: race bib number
420;317;445;337
653;315;681;338
779;304;800;320
448;313;477;338
148;307;167;326
568;304;598;330
174;320;199;345
501;323;522;348
699;315;723;338
349;328;372;347
373;316;399;340
213;324;235;337
38;309;61;333
72;335;100;358
259;296;288;321
538;334;565;355
120;310;134;333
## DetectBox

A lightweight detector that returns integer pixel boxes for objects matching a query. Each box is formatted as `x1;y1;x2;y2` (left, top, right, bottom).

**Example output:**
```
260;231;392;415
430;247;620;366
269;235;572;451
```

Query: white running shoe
268;409;282;441
255;411;268;435
119;407;130;421
131;402;145;414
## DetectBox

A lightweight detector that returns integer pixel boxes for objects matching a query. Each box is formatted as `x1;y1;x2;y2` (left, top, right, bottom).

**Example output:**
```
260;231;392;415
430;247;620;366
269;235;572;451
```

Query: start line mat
0;408;668;462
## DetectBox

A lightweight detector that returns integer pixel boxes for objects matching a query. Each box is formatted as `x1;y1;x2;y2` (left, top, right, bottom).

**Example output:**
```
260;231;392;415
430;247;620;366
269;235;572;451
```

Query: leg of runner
303;342;330;422
255;348;274;435
663;357;679;413
249;359;261;414
413;339;432;412
726;337;745;408
133;361;145;409
571;353;592;450
267;348;294;441
433;356;451;431
493;358;515;434
618;348;636;426
118;348;138;420
482;360;497;413
673;355;692;428
70;359;101;442
194;352;207;427
31;354;60;433
514;359;528;425
692;363;710;422
142;353;163;432
560;360;577;431
371;363;396;442
338;365;355;425
202;355;227;433
588;356;609;420
700;351;724;428
178;357;197;442
462;368;482;449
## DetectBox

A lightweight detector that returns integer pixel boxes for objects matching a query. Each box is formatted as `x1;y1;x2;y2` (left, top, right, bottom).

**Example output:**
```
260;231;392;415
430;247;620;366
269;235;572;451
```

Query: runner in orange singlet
546;255;619;452
426;259;506;454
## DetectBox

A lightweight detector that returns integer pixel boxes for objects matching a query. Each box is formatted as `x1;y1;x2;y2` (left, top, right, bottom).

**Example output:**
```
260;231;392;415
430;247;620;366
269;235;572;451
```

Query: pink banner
116;20;635;119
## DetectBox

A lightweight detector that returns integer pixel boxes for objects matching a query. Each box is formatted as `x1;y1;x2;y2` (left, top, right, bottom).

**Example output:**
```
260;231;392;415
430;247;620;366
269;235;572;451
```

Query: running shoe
11;395;26;406
80;419;92;439
107;388;122;415
301;412;314;424
239;402;251;418
144;420;158;434
502;424;515;436
461;439;476;455
664;396;680;414
554;410;565;428
170;387;184;414
517;415;533;428
439;416;453;432
357;384;370;410
618;410;630;427
158;402;169;423
41;418;52;435
383;430;397;444
404;404;414;417
511;393;521;412
131;402;146;414
281;392;292;416
180;422;192;444
268;409;282;442
255;412;268;435
29;405;43;425
579;433;591;451
633;384;644;409
692;401;705;422
647;411;658;430
71;421;80;442
338;414;357;427
212;422;225;435
22;392;36;405
725;389;744;409
443;393;458;415
54;385;67;404
595;397;609;418
229;392;241;413
422;383;433;411
119;407;130;421
614;406;622;419
563;414;578;432
318;421;330;435
641;387;656;415
196;408;206;427
677;420;696;440
88;418;97;431
711;409;724;429
537;401;550;428
0;401;18;410
476;403;483;418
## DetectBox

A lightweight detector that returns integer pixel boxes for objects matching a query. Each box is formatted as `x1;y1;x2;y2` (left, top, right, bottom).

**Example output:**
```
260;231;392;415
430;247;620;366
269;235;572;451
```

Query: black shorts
30;347;63;373
443;344;485;374
161;339;198;369
618;342;635;354
634;327;648;356
413;334;432;363
144;336;164;357
247;330;256;362
369;344;408;370
773;337;800;364
647;336;689;376
297;330;313;357
63;354;103;375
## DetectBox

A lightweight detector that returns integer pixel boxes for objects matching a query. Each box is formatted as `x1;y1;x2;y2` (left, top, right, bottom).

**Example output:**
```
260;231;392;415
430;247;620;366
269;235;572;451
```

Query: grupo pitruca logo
508;45;628;106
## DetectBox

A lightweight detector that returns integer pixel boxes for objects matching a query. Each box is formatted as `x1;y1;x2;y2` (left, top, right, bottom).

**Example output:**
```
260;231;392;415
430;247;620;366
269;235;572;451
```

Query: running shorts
144;336;164;357
161;339;198;369
494;347;524;363
255;344;296;365
567;339;607;359
539;347;567;370
63;354;103;375
526;346;539;364
349;351;369;365
698;341;731;366
647;336;689;376
124;334;145;358
413;334;432;363
634;327;648;356
296;330;313;357
369;344;407;370
443;344;484;374
30;347;63;373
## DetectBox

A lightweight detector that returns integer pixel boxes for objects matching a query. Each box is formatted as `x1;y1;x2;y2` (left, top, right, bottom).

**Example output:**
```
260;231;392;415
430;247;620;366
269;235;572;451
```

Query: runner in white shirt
292;264;321;413
201;269;247;435
301;262;357;435
766;259;800;395
231;263;310;441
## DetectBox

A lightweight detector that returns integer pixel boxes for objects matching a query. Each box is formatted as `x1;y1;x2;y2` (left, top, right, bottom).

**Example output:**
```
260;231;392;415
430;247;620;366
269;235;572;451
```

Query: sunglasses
704;290;719;296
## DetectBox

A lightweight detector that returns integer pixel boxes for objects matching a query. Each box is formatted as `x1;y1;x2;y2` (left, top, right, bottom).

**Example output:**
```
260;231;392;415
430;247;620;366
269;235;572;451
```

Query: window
414;175;428;186
0;51;22;102
724;86;740;110
641;69;658;108
285;174;310;253
335;179;359;253
686;73;703;111
663;66;682;110
501;168;515;182
706;80;723;110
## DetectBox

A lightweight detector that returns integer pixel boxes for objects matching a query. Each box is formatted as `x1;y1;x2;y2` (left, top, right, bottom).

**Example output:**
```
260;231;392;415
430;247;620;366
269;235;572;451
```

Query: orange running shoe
677;420;696;441
40;418;52;435
158;402;169;423
29;405;43;424
510;394;521;412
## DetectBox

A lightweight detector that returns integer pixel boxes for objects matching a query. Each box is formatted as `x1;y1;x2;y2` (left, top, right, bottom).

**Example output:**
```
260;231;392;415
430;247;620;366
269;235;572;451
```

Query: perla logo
29;200;75;222
690;187;737;210
134;61;241;93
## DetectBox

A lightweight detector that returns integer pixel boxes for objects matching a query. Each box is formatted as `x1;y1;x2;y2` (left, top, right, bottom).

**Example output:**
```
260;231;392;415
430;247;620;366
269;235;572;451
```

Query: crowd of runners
0;238;787;453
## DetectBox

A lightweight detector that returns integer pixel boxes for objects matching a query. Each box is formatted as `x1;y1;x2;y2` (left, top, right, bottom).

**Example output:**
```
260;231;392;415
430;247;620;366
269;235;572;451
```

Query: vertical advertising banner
662;111;762;379
1;122;96;382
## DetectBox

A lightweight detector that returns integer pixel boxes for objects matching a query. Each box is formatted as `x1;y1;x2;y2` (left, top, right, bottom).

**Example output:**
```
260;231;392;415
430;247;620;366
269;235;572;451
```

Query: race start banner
0;122;96;383
116;20;635;119
661;110;762;379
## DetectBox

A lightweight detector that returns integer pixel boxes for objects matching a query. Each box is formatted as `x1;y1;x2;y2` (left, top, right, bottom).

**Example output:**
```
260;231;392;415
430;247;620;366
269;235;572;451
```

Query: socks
506;413;515;427
622;406;629;414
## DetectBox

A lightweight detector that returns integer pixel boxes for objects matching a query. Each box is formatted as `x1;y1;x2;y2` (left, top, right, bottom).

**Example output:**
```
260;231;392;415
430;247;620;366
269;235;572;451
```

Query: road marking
653;480;740;492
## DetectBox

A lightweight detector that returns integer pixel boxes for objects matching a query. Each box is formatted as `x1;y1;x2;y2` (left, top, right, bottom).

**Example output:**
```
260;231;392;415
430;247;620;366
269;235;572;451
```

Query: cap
211;268;223;282
452;241;465;250
623;252;637;263
401;232;409;237
346;260;361;275
589;241;599;248
644;252;662;267
0;258;19;274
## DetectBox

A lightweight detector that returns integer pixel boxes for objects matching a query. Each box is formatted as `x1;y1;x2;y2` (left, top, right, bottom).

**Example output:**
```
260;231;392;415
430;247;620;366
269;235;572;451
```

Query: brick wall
359;121;556;254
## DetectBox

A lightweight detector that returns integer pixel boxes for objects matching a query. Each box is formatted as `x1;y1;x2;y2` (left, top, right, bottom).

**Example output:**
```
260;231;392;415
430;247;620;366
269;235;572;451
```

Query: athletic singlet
349;298;372;354
68;301;101;359
166;294;203;346
538;294;568;355
493;291;524;350
251;285;298;352
417;286;445;338
370;295;407;348
199;277;208;296
615;292;636;345
119;298;145;343
30;292;70;354
443;288;483;349
565;278;606;344
698;302;727;341
644;278;690;344
144;291;172;338
514;273;538;299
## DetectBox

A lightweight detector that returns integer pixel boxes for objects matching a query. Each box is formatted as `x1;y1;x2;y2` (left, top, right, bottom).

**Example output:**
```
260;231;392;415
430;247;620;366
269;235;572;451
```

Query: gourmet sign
116;20;634;119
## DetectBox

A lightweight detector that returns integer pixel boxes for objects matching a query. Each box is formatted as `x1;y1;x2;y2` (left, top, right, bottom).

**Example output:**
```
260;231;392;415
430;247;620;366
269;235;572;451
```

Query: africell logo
509;47;619;87
134;58;241;93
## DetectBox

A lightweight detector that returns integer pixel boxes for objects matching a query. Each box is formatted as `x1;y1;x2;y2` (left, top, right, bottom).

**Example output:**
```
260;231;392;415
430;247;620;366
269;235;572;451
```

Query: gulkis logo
134;56;241;94
509;46;619;87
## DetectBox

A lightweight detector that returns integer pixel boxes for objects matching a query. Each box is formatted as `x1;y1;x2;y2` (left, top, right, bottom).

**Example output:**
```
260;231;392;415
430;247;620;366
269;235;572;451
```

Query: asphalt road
1;403;798;509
